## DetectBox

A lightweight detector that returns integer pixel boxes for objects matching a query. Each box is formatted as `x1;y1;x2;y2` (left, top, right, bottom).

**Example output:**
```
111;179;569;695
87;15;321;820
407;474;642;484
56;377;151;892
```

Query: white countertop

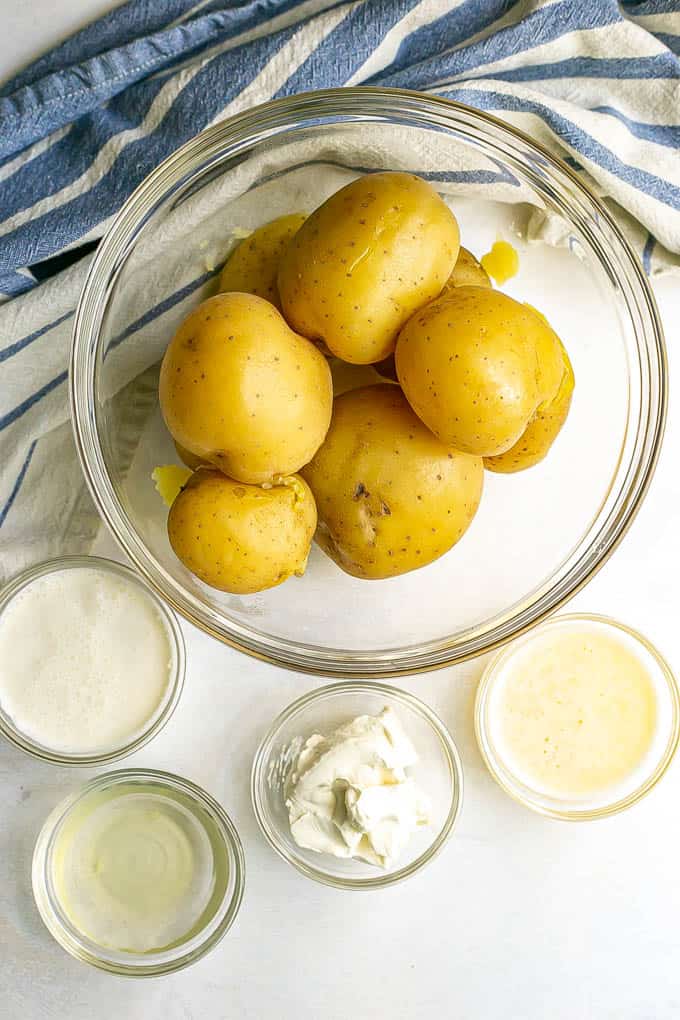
2;6;680;1018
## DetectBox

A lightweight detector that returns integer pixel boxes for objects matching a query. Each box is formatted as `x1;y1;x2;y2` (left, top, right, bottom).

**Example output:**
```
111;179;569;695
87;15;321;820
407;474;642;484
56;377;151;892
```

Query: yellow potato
301;385;483;580
278;172;460;364
218;214;306;309
168;469;317;594
485;338;574;472
442;246;491;291
395;287;564;457
159;292;333;484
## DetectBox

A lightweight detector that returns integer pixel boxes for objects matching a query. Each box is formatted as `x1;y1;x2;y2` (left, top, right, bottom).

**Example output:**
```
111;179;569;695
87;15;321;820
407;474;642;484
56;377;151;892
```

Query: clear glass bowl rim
70;86;667;677
250;680;464;890
32;768;246;976
0;555;185;766
474;613;680;821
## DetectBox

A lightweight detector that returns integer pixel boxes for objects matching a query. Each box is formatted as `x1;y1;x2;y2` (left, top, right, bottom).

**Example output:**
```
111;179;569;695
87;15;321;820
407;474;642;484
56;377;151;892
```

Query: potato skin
168;469;317;594
218;214;306;309
442;246;491;291
278;172;460;365
485;337;574;472
395;287;563;457
159;292;332;485
301;385;483;580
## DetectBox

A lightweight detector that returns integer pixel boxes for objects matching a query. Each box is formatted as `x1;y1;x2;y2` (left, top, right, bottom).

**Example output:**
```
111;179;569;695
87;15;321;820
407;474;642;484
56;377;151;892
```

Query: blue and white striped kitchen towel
1;0;679;580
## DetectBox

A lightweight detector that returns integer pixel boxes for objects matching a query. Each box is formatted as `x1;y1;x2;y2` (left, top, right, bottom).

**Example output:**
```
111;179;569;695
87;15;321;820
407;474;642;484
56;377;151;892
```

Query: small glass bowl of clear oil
32;769;245;975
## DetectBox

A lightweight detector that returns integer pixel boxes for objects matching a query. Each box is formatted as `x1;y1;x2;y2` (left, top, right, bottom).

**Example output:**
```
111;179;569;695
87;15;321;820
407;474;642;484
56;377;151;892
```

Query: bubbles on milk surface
0;566;174;754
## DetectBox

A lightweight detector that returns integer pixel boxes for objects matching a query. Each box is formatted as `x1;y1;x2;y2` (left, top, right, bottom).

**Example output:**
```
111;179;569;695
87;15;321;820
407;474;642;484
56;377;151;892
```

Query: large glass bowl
70;87;666;677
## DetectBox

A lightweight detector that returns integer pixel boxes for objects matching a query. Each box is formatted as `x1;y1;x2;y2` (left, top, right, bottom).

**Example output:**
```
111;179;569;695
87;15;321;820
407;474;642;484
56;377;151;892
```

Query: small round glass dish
475;614;680;820
0;556;185;766
251;681;463;890
32;769;245;976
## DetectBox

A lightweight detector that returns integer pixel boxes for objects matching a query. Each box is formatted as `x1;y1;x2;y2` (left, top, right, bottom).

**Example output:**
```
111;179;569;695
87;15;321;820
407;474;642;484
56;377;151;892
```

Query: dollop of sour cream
285;708;431;868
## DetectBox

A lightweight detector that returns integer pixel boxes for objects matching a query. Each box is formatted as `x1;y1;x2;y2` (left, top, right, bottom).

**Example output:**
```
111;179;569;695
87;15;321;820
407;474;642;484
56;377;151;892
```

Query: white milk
0;566;174;754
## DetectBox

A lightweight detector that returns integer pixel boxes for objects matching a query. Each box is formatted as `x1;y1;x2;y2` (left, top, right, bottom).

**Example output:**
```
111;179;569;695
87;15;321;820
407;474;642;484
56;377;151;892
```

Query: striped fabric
0;0;679;579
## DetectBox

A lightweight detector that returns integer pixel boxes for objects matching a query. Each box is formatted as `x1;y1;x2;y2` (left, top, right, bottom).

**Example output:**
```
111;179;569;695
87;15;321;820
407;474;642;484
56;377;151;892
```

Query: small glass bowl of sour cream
0;556;185;765
32;769;245;975
251;682;463;890
475;614;680;820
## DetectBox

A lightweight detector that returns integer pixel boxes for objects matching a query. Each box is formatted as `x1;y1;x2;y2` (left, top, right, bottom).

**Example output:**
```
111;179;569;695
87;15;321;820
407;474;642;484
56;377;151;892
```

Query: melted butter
490;625;658;798
481;240;519;284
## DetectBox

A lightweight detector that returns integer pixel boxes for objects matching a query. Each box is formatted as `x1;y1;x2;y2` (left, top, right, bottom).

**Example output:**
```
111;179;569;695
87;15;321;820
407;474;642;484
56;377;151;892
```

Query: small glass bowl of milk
0;556;185;765
475;614;680;820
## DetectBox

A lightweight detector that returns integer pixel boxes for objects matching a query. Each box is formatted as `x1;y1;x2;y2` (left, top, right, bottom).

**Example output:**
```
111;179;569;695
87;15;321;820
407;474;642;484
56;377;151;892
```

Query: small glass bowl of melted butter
475;614;680;820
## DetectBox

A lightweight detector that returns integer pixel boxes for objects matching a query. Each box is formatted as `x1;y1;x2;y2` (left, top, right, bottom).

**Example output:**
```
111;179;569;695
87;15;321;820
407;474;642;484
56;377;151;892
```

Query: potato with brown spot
301;384;483;579
395;287;564;457
159;292;332;484
218;214;306;309
485;336;574;472
168;469;317;594
278;172;460;364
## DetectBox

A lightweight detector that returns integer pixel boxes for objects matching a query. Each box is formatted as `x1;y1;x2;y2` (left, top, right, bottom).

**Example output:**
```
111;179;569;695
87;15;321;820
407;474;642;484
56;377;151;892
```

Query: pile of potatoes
158;172;574;595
